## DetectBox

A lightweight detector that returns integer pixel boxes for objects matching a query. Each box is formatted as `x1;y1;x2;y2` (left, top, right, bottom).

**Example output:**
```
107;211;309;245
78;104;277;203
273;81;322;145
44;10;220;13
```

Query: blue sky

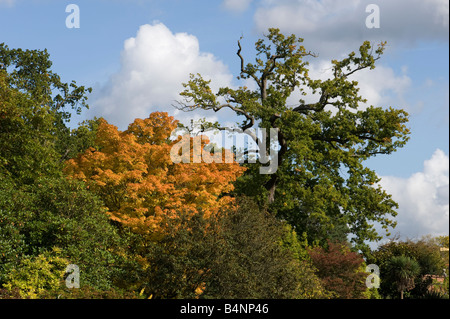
1;0;448;242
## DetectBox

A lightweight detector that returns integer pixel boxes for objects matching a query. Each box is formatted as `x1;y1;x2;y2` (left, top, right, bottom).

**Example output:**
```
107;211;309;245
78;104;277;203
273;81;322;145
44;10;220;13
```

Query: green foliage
0;43;128;295
280;226;331;298
25;177;128;290
3;248;68;299
364;287;382;299
436;235;449;248
385;255;421;299
0;44;92;185
0;175;32;283
0;43;91;122
135;197;327;299
0;175;128;291
420;290;449;299
281;225;310;262
0;37;417;299
203;197;326;299
41;285;139;299
138;209;217;299
177;29;410;253
0;69;60;184
368;236;448;298
56;117;102;162
370;239;435;274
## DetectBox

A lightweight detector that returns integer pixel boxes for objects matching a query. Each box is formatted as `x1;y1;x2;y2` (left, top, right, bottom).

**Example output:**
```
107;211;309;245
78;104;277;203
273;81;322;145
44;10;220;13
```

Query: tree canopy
64;112;245;239
3;30;443;301
176;28;410;252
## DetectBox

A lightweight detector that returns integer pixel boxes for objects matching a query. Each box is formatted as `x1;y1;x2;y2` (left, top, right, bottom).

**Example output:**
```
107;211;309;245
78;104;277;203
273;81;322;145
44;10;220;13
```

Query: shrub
308;240;368;299
3;249;67;299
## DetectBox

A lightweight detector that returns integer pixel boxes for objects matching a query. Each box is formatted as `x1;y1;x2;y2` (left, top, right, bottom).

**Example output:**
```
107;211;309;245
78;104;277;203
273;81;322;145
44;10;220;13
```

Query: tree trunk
268;183;276;204
266;174;278;204
264;128;286;205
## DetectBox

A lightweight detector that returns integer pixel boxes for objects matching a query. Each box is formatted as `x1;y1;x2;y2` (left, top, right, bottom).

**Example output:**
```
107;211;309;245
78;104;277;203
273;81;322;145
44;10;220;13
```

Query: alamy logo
170;127;279;174
365;264;380;289
65;4;80;29
365;4;380;29
65;264;80;289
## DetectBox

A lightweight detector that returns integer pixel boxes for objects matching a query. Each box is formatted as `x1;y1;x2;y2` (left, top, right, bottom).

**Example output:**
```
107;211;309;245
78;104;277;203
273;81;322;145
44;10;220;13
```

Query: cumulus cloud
348;63;411;110
222;0;416;114
89;23;234;129
254;0;449;58
88;21;413;135
378;149;449;239
285;59;412;111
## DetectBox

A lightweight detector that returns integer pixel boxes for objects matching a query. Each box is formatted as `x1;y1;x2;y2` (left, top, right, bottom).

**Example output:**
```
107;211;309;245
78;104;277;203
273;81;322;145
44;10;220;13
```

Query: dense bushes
368;237;449;299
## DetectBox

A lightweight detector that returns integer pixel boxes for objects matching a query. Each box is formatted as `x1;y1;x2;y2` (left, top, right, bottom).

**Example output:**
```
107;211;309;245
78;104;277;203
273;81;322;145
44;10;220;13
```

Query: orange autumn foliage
64;112;245;238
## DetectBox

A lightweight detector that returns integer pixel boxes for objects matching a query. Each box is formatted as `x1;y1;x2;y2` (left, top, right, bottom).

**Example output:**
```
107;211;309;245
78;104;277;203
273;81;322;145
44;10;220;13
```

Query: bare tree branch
237;40;260;88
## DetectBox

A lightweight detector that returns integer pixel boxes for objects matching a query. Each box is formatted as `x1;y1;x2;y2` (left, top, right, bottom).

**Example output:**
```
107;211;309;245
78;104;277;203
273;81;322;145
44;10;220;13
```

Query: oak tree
176;29;410;251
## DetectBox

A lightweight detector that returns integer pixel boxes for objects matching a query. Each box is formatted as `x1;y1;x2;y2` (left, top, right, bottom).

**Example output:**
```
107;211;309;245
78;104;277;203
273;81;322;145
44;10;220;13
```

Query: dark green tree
0;175;129;292
0;44;130;295
368;237;447;298
138;197;326;299
176;29;410;252
0;175;30;285
386;255;421;299
204;197;324;299
0;43;92;185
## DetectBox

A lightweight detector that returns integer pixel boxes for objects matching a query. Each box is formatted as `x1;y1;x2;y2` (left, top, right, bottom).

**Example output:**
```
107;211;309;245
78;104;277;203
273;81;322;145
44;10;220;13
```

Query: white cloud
350;64;411;110
379;149;449;239
222;0;254;13
429;0;450;27
89;23;234;129
254;0;449;58
286;59;412;111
